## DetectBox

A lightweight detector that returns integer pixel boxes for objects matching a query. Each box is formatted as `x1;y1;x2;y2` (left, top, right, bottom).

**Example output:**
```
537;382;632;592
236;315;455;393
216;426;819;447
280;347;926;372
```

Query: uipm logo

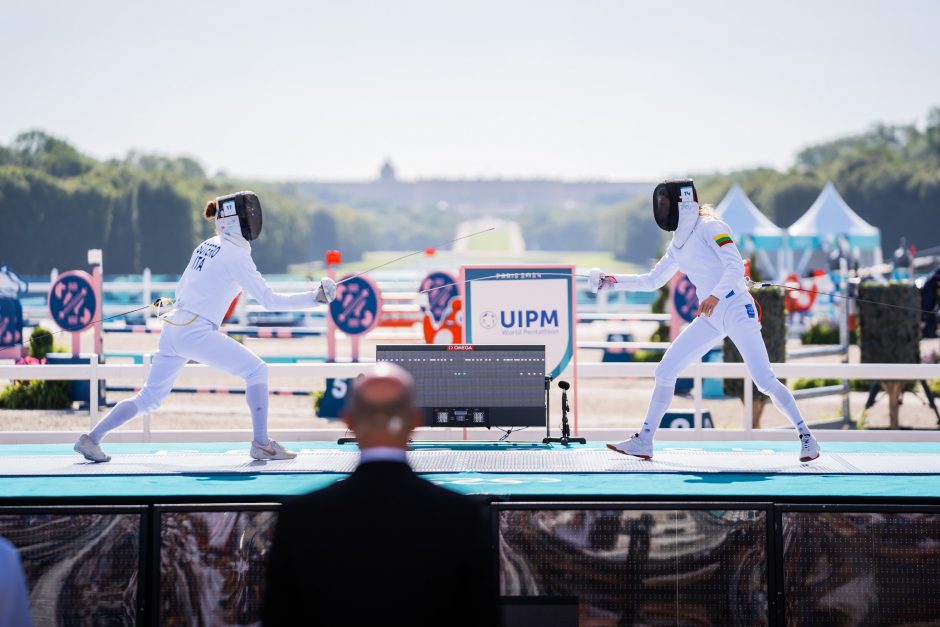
498;309;559;328
480;311;497;329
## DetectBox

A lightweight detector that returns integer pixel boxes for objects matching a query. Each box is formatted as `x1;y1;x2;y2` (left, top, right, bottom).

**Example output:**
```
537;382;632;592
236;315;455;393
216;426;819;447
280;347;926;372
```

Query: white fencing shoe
250;440;297;460
606;433;653;459
74;434;111;463
799;434;820;462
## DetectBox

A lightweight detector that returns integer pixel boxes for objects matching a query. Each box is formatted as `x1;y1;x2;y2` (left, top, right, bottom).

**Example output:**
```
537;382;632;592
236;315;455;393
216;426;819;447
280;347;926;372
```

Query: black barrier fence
2;502;940;626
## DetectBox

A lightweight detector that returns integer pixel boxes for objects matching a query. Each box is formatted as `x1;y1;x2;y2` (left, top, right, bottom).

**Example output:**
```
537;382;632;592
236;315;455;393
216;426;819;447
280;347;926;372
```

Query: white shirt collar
359;446;408;465
671;202;700;248
220;230;251;249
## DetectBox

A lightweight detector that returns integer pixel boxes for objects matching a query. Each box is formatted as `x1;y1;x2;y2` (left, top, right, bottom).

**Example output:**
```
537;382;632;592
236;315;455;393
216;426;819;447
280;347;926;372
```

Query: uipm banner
461;265;576;379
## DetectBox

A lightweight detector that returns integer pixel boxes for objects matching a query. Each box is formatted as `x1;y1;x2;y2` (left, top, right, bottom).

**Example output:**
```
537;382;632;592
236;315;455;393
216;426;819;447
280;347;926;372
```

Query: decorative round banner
672;274;699;323
0;298;23;347
49;270;99;332
329;274;383;336
419;271;459;323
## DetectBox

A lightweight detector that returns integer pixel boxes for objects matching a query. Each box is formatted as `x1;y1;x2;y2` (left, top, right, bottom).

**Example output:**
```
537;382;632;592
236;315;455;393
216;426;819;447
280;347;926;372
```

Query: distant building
301;161;653;216
379;159;397;182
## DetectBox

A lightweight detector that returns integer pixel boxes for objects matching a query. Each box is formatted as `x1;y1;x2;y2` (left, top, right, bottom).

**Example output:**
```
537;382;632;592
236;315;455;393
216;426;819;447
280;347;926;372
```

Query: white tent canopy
787;181;883;273
715;183;786;278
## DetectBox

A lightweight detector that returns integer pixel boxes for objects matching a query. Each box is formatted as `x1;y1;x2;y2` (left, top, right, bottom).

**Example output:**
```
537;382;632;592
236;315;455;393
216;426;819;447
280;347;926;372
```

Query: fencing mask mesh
216;191;263;241
652;179;697;232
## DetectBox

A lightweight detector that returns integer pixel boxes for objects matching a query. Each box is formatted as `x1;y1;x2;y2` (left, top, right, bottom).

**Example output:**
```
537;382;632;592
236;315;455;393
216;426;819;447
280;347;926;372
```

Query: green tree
309;209;340;264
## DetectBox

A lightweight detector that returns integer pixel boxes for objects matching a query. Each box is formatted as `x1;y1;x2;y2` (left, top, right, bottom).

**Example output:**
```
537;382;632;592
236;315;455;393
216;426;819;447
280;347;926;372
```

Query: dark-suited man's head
344;363;422;449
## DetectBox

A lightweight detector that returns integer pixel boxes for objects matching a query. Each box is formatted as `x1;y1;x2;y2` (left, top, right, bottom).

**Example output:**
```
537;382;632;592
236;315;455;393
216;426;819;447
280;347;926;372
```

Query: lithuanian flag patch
714;234;733;247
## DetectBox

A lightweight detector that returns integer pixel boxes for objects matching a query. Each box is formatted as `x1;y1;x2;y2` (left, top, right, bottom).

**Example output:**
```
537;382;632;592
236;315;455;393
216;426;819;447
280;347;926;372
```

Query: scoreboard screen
375;344;546;427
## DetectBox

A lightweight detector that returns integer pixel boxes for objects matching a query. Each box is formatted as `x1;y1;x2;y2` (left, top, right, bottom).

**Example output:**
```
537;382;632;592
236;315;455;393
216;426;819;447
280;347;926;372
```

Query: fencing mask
216;191;263;241
652;179;698;232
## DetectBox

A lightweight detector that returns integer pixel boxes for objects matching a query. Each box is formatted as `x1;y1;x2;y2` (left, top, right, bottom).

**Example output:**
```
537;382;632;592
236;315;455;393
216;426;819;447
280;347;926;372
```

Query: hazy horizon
3;0;939;182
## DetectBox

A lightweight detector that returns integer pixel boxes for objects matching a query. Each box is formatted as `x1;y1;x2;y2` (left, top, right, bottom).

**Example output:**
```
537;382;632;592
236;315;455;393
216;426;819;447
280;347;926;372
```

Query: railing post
89;355;99;430
744;369;753;433
839;258;851;425
142;354;152;441
693;363;703;431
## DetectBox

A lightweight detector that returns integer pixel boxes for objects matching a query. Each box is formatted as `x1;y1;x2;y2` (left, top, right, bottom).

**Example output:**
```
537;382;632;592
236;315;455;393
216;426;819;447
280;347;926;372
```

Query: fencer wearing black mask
590;179;820;462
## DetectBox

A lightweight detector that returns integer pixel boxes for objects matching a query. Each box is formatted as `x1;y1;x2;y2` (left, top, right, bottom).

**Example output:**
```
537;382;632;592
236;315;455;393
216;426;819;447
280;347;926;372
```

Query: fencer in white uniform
591;179;820;462
74;191;337;462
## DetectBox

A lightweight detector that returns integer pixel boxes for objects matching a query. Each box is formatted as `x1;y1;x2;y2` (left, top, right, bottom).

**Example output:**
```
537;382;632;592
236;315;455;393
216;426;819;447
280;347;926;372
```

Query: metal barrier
24;268;664;325
21;269;423;325
101;324;326;337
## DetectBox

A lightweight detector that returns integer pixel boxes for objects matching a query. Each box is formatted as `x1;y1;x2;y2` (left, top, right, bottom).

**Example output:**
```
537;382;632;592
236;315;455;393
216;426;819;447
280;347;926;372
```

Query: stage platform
2;440;940;503
4;439;940;625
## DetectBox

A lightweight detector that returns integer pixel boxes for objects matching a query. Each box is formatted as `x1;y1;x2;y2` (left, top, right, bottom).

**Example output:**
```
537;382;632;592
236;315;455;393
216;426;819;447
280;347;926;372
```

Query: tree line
697;108;940;258
0;131;456;275
2;107;939;274
0;131;312;274
519;107;940;265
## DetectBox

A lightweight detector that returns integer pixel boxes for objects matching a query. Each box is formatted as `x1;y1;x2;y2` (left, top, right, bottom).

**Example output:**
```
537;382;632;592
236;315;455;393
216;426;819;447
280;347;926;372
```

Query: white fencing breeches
641;293;809;437
133;314;268;412
89;312;268;443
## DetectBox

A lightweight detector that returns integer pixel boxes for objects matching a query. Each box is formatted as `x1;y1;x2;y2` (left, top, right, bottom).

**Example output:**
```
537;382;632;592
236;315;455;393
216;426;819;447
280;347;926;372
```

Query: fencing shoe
799;434;820;462
74;434;111;463
607;433;653;459
250;439;297;460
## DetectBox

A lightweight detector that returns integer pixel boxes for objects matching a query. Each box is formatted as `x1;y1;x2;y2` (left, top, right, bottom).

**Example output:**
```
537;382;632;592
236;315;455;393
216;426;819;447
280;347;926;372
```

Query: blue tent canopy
715;183;786;278
786;182;883;274
715;183;785;250
787;182;881;250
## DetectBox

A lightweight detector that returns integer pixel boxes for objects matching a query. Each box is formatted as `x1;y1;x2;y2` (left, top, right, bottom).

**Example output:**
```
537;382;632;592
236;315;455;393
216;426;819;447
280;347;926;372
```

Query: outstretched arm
599;249;679;293
233;256;331;310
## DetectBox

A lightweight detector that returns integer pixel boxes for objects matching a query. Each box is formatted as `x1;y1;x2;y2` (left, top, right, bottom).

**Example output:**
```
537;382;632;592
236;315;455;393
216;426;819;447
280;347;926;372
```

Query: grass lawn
465;229;511;252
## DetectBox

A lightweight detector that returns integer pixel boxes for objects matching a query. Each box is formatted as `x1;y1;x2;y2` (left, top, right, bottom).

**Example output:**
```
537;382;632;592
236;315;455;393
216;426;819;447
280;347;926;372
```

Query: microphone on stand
542;380;586;445
557;380;571;442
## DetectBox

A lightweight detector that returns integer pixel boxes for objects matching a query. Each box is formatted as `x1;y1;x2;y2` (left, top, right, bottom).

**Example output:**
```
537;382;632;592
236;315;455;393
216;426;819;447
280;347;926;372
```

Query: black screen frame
375;344;547;428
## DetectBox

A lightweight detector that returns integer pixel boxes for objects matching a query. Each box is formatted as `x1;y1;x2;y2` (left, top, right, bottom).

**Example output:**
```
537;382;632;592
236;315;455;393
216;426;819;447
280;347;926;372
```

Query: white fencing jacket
174;234;317;326
609;211;748;302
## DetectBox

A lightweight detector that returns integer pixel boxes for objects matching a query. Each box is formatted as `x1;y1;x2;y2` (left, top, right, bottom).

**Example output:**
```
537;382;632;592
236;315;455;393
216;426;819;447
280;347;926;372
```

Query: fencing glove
316;277;337;304
589;268;618;294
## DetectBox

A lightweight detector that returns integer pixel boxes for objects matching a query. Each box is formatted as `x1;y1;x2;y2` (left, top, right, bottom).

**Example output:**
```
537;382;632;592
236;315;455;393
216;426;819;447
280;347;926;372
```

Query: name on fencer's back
190;242;221;272
501;309;558;328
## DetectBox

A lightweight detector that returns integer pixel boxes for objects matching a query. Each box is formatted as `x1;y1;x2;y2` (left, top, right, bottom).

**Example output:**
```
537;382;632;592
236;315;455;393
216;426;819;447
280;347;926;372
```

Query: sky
2;0;939;182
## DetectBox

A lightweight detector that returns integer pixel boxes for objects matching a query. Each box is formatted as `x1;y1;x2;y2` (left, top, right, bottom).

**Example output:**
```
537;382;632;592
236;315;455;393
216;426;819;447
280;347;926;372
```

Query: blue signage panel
0;298;23;349
49;271;98;333
318;377;356;419
463;266;575;379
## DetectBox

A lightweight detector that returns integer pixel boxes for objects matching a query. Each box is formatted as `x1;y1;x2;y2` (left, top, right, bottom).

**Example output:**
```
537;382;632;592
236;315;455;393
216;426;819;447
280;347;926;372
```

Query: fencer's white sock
246;384;270;446
637;381;675;442
763;380;812;437
89;399;140;444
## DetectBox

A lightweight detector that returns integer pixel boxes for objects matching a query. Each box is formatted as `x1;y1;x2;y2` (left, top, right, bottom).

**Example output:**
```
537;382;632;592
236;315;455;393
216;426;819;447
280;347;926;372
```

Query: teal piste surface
2;441;939;500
